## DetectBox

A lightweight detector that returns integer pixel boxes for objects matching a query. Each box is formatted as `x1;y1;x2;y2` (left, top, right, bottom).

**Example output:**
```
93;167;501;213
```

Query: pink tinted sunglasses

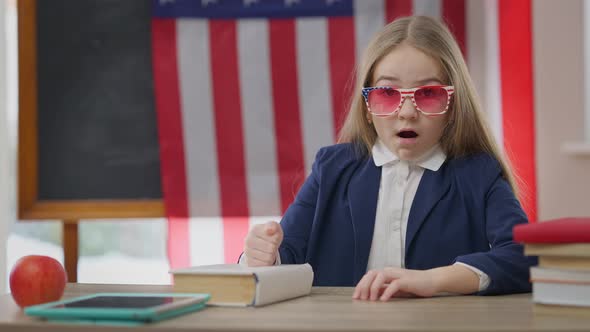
362;85;455;116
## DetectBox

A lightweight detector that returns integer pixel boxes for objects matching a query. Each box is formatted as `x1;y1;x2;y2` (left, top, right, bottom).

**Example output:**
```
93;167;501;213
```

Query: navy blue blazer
278;143;536;295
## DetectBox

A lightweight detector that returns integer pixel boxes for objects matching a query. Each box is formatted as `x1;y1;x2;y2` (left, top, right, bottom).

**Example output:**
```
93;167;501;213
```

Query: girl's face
369;43;449;161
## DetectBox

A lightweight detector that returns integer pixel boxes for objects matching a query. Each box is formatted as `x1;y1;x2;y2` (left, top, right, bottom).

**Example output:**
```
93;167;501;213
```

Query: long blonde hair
337;16;519;195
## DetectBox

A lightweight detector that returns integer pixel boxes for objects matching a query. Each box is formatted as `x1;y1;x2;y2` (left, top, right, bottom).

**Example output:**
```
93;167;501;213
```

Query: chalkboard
37;0;160;200
18;0;164;219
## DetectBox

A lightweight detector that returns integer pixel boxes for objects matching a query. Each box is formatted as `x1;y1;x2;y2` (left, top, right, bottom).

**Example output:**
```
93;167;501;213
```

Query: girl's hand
352;267;439;301
243;221;283;267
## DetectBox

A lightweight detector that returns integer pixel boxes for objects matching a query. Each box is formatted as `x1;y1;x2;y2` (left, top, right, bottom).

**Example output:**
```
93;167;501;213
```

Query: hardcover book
170;263;313;306
513;217;590;243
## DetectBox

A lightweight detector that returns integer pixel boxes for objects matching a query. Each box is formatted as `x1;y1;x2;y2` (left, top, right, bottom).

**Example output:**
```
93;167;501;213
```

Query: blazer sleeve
277;148;325;264
454;159;537;295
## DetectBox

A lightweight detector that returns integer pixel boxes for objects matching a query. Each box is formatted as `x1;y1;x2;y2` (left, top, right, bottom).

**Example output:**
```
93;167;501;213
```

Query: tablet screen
52;296;192;309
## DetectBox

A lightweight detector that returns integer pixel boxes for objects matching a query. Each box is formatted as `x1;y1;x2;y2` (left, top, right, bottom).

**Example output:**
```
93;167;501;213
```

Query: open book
169;263;314;306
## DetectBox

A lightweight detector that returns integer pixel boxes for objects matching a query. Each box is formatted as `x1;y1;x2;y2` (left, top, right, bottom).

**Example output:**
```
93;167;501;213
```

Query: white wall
534;0;590;219
0;0;10;293
0;0;17;293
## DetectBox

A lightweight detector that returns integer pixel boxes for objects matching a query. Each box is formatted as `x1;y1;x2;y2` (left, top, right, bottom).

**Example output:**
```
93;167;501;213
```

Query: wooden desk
1;284;589;331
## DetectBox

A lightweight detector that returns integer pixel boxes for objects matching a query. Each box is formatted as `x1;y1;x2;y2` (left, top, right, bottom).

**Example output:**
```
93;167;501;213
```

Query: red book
513;217;590;243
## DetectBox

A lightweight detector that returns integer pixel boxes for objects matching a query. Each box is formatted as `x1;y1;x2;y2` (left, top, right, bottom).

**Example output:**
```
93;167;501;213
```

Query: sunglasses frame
361;85;455;116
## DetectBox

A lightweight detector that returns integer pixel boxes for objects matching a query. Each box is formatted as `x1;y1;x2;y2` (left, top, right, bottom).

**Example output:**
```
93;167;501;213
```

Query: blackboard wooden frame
18;0;165;220
17;0;166;281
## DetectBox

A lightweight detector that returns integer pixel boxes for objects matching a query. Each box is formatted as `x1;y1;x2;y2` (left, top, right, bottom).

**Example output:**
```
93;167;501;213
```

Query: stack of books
514;217;590;316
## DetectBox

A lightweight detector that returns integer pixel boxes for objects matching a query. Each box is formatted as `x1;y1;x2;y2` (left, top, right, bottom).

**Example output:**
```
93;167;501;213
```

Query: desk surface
1;283;589;331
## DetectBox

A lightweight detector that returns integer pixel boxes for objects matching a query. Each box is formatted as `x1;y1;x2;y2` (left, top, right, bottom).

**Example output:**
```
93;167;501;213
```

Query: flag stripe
238;20;281;216
177;20;221;217
328;17;356;137
484;0;504;146
413;0;442;18
484;0;503;148
151;19;190;269
269;19;306;213
189;217;224;266
466;0;503;147
296;18;335;173
208;21;251;262
442;0;466;58
354;0;385;61
177;20;225;266
465;0;485;100
209;21;249;217
385;0;412;23
223;216;250;263
498;0;537;222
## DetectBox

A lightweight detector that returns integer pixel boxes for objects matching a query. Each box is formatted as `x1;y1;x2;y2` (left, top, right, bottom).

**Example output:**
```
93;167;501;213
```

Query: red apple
9;255;67;308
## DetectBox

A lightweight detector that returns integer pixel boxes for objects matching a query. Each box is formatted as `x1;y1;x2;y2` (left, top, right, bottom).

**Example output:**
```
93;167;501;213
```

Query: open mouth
397;130;418;139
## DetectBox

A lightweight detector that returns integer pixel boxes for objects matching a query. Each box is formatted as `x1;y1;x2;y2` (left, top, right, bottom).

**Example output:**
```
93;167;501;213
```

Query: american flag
151;0;536;269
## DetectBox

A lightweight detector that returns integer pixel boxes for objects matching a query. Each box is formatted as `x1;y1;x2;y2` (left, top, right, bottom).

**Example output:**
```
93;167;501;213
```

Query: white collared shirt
367;139;490;291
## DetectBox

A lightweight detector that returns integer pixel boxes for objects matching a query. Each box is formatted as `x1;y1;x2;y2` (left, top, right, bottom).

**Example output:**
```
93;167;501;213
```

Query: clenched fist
243;221;284;266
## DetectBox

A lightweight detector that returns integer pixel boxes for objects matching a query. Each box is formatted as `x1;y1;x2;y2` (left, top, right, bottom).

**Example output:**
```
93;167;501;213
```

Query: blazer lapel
347;157;381;283
405;165;451;254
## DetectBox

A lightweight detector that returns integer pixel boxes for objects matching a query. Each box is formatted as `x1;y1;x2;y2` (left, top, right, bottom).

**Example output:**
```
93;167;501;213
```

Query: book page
171;264;256;276
253;264;314;306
